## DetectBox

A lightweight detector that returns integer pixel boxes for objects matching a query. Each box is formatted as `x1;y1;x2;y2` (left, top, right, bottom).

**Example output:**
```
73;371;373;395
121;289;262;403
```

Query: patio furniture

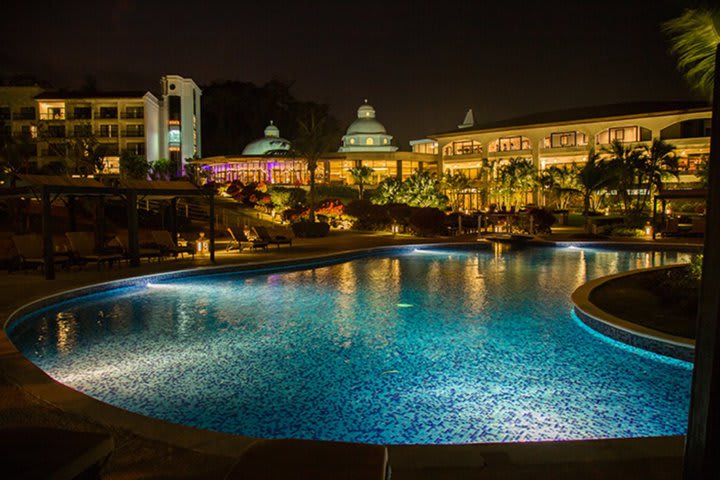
150;230;196;258
11;233;70;273
226;227;268;251
0;427;114;479
252;226;292;248
660;217;681;237
65;232;123;268
224;438;389;480
113;233;163;262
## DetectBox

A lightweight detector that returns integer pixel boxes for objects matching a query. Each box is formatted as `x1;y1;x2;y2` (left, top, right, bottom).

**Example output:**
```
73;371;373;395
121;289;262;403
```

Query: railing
12;112;36;120
39;112;65;120
124;130;145;137
121;112;144;119
0;113;12;121
67;113;92;120
444;146;483;156
95;110;118;119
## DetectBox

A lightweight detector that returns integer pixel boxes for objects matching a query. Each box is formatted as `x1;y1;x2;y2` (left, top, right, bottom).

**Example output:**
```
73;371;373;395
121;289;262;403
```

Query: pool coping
571;265;696;362
0;240;697;462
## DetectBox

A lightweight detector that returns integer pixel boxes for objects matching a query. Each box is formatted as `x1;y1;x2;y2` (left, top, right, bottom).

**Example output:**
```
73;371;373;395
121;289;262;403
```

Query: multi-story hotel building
419;101;712;209
0;75;201;175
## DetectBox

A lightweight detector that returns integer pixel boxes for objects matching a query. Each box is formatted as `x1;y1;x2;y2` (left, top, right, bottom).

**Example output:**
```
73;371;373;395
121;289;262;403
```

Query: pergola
0;175;216;279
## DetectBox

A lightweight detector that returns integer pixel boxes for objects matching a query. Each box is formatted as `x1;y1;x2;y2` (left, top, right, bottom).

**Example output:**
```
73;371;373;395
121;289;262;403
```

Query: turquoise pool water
8;246;693;444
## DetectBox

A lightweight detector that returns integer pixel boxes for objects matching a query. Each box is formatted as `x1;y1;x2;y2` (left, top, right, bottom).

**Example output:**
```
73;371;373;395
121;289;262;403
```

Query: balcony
96;109;118;119
13;111;36;120
39;111;66;120
0;112;12;121
124;130;145;138
121;111;144;119
67;113;92;120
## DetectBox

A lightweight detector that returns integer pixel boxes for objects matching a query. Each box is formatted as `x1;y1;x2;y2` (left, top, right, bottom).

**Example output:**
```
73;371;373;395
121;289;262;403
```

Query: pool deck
0;229;702;478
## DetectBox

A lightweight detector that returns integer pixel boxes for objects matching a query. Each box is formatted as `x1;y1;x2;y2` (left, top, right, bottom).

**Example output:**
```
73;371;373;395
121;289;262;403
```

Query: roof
117;179;200;191
655;188;707;200
433;101;711;137
18;174;105;188
35;90;150;100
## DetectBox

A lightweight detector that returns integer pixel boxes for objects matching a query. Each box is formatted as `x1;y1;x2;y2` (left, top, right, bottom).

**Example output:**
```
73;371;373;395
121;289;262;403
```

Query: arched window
443;139;482;156
488;136;531;152
366;137;374;145
595;126;651;145
542;131;588;148
350;138;356;144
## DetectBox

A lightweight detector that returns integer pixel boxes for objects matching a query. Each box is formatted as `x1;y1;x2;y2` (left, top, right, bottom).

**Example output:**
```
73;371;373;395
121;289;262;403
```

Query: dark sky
0;0;703;149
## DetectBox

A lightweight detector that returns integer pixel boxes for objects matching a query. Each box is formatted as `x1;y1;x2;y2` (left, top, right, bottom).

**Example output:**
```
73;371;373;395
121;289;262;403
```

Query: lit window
383;138;388;144
350;138;355;144
366;137;374;145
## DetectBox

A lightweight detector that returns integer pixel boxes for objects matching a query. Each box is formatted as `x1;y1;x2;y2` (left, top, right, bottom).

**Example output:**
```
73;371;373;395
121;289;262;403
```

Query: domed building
242;121;291;155
339;101;398;152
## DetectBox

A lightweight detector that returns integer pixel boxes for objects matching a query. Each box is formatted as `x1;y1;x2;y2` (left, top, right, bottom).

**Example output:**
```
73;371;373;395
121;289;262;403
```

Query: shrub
268;186;307;210
345;200;392;231
408;207;446;236
517;207;556;234
314;185;358;203
599;225;645;237
291;220;330;238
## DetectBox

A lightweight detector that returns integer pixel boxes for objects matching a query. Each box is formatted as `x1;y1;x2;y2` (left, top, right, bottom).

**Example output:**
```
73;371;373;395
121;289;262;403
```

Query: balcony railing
0;112;12;121
13;112;36;120
121;112;144;119
95;110;118;119
67;113;92;120
124;130;144;137
39;112;66;120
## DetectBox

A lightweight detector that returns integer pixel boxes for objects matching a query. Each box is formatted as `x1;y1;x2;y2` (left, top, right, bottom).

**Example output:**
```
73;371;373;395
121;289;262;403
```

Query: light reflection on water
9;246;694;444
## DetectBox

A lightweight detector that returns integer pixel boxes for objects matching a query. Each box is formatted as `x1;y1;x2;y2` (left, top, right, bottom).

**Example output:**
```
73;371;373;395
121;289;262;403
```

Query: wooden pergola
0;175;216;279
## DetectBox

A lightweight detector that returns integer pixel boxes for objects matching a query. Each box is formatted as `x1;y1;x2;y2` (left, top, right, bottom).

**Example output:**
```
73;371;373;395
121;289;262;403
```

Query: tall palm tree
604;139;642;214
543;165;580;210
441;170;472;212
291;108;339;221
577;150;614;233
497;158;537;208
348;165;374;200
664;8;720;101
635;138;678;212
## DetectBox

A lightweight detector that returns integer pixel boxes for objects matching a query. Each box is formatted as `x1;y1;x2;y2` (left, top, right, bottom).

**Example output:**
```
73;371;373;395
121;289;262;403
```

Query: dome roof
346;101;387;135
242;121;291;155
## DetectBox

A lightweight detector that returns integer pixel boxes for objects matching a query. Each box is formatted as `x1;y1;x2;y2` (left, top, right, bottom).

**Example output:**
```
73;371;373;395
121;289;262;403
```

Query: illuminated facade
0;74;200;175
419;102;712;209
199;102;437;185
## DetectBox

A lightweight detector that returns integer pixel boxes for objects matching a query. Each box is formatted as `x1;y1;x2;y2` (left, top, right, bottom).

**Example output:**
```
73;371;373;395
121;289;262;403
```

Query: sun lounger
150;230;195;258
226;226;268;251
113;233;163;262
224;438;389;480
66;232;123;268
252;225;292;248
11;233;70;273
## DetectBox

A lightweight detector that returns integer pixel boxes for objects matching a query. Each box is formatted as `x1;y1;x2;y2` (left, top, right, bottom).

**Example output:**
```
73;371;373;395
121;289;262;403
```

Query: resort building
0;75;201;175
420;101;712;210
199;101;437;185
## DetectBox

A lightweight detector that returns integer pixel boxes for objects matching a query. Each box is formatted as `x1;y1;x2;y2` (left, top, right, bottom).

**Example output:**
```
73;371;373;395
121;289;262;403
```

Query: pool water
9;246;693;444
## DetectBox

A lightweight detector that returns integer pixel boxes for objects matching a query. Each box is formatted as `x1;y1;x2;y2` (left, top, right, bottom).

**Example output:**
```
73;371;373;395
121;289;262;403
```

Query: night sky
0;0;703;148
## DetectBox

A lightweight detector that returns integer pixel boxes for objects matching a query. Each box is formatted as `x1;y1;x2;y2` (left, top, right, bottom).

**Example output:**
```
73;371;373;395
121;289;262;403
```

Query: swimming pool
8;246;693;444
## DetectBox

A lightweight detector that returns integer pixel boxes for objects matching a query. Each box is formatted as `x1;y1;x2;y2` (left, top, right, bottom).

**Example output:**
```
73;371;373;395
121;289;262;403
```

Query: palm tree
634;138;678;212
497;158;537;208
664;8;720;101
542;165;581;210
577;150;614;233
604;139;641;214
441;170;472;212
348;165;374;200
291;108;338;221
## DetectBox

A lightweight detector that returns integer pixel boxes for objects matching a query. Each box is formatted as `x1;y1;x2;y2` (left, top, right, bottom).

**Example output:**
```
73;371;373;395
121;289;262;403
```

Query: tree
577;150;614;233
151;158;174;180
604;139;641;213
397;170;448;208
634;138;678;212
664;8;720;101
65;135;106;176
291;108;339;221
372;177;403;204
348;165;374;200
543;165;580;210
184;162;211;186
119;150;150;179
496;158;538;208
441;170;472;212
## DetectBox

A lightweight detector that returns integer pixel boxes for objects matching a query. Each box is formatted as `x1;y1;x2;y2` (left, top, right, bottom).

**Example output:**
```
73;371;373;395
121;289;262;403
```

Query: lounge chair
660;217;680;237
11;233;70;273
252;226;292;248
113;233;163;262
226;226;268;251
150;230;195;258
66;232;123;268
